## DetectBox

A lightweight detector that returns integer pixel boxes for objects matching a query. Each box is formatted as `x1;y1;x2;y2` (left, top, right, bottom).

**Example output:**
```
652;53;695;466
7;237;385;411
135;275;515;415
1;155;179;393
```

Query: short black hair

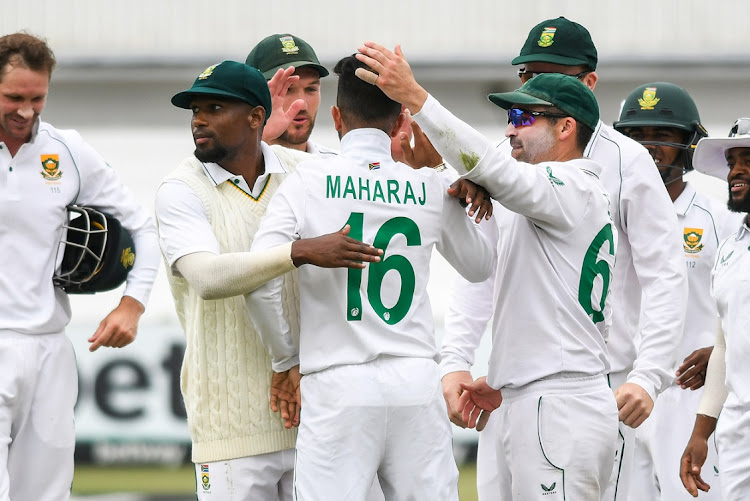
333;55;400;132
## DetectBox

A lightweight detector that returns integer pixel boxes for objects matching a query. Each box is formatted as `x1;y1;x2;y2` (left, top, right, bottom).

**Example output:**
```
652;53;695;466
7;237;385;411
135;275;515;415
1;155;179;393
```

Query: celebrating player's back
246;55;493;501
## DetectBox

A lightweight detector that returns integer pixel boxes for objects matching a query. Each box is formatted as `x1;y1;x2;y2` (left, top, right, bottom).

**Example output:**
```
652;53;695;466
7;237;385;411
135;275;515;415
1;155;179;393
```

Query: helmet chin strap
655;162;686;186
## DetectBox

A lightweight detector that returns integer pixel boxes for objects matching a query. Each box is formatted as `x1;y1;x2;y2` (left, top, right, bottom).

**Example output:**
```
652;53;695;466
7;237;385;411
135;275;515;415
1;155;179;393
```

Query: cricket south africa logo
198;65;217;80
683;227;704;253
280;36;300;55
200;464;210;491
537;27;556;47
40;154;62;181
638;87;660;110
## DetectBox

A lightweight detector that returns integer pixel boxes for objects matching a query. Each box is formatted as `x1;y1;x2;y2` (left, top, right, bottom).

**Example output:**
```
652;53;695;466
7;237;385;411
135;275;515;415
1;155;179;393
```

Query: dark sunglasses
517;68;591;83
729;118;750;137
507;108;568;127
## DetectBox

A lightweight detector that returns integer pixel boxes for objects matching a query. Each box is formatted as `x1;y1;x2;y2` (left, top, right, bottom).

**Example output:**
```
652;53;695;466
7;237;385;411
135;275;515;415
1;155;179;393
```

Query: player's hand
262;66;306;142
676;346;713;390
457;376;503;431
448;179;494;222
394;109;443;169
270;365;302;429
613;382;654;428
291;225;382;268
88;295;144;352
355;43;429;114
441;371;473;428
680;435;711;496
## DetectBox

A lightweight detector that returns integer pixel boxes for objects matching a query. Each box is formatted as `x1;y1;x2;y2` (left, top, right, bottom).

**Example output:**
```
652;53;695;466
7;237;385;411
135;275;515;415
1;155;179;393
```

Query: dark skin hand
270;365;302;429
448;179;494;223
291;225;382;268
680;414;717;496
676;346;713;390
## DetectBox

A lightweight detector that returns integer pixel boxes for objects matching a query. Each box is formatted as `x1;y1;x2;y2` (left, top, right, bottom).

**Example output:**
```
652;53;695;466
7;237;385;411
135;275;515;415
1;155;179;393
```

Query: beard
511;129;556;164
727;187;750;213
194;144;228;164
278;114;316;146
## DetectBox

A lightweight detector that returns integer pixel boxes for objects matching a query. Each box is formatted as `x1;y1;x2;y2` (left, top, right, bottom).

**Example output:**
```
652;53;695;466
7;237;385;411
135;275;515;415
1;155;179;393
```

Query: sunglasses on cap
507;108;568;128
517;68;591;84
729;118;750;137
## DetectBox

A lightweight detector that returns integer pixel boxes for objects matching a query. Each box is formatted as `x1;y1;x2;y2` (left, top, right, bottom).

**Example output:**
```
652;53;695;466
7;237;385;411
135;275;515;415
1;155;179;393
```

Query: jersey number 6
344;212;421;325
578;223;615;324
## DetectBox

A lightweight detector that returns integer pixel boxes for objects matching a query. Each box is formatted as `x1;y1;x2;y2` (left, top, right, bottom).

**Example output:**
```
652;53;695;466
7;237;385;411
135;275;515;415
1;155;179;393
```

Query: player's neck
0;131;27;157
269;137;307;152
220;144;265;187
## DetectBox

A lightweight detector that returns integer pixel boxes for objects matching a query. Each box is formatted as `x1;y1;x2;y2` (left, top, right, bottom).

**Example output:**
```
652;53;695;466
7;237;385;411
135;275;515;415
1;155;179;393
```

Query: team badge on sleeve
40;154;62;181
537;27;557;47
638;87;660;110
683;227;704;253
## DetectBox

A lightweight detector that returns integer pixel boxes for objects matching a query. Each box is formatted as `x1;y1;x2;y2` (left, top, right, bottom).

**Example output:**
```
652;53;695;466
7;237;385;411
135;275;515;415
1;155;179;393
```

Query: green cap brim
511;53;592;68
260;61;329;80
488;91;553;110
171;87;251;109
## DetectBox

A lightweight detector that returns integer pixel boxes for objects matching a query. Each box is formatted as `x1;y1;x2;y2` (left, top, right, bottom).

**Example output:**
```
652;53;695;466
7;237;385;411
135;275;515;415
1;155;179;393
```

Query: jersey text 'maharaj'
326;175;427;205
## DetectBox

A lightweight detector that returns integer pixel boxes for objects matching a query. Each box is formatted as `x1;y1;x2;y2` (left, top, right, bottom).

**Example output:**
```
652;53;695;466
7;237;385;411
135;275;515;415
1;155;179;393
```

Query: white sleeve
413;94;591;235
174;245;295;300
73;134;159;306
245;172;306;372
697;322;728;418
439;214;499;377
435;189;495;284
622;148;688;399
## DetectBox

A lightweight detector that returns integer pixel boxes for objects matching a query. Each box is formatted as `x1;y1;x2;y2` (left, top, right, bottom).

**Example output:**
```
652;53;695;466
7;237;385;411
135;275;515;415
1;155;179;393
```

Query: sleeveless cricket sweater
164;156;299;463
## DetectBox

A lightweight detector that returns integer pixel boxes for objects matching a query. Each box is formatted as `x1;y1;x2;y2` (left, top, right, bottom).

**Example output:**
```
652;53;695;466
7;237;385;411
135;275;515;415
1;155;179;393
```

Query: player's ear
331;105;342;133
581;71;598;91
248;105;266;129
389;110;406;139
558;117;576;142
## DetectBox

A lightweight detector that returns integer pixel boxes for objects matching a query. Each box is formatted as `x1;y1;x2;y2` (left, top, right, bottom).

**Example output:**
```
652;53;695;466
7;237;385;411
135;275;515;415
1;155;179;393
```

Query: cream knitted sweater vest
164;155;300;463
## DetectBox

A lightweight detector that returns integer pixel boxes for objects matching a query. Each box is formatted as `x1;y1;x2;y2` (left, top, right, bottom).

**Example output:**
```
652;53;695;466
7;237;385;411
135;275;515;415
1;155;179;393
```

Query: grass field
72;462;479;500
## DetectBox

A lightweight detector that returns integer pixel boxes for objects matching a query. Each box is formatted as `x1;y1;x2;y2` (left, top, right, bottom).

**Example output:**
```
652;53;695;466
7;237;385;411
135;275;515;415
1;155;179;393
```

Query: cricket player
158;60;383;500
440;17;687;501
680;118;750;500
246;54;494;500
614;82;742;500
0;33;160;501
356;42;620;500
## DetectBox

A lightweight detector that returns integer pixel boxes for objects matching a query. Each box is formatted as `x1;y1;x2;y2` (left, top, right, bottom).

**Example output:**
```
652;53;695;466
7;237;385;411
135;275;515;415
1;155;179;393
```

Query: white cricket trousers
293;355;459;501
194;448;295;500
0;331;77;501
716;404;750;501
479;374;618;501
628;384;721;501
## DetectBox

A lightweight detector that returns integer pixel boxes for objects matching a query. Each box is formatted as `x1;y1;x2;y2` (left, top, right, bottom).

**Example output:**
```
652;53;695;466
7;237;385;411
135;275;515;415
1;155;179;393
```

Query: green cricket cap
246;33;329;80
488;73;600;131
171;61;272;122
512;17;597;70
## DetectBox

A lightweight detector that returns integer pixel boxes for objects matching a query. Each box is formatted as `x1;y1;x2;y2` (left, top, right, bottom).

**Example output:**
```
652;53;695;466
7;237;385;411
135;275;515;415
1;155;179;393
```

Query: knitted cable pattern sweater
163;153;301;462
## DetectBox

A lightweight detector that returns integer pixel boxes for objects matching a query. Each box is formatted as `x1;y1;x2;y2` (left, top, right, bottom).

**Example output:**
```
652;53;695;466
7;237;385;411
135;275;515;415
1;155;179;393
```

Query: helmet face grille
54;206;109;288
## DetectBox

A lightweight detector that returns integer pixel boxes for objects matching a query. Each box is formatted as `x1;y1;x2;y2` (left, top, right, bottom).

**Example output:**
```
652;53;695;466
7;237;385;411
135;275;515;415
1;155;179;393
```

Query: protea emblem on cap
280;36;300;55
198;64;217;80
120;247;136;268
638;87;660;110
683;228;704;253
40;154;62;181
537;27;557;47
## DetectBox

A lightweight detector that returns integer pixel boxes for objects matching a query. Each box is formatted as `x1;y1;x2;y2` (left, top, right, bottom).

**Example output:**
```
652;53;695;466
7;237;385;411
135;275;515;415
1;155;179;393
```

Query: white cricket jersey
711;220;750;408
439;119;687;398
0;120;158;335
414;95;617;389
673;183;742;366
247;128;494;375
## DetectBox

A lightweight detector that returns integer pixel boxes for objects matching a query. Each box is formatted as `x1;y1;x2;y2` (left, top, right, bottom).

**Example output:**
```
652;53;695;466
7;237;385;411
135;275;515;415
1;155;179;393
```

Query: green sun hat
512;16;597;70
171;61;272;122
246;33;329;80
488;73;599;131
